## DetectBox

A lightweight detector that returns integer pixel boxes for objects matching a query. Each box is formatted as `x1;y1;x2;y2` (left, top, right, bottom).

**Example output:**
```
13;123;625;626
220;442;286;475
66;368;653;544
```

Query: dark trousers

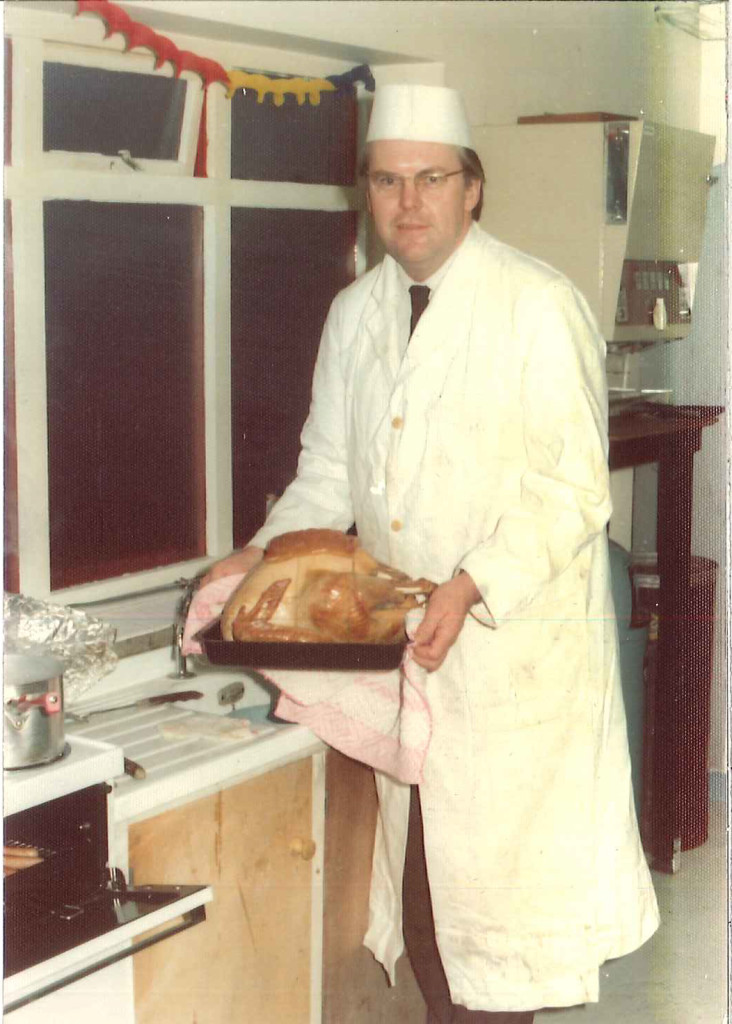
402;786;535;1024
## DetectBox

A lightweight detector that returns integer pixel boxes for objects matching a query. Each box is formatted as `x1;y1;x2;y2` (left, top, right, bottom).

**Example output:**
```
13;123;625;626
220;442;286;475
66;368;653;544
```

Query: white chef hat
366;84;474;149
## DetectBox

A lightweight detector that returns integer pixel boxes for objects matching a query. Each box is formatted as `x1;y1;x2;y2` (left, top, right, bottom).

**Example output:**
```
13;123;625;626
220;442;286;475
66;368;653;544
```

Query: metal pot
3;654;66;770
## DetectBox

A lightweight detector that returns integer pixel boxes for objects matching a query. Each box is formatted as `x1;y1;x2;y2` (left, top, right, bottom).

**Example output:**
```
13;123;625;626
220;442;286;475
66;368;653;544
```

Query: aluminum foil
3;593;118;704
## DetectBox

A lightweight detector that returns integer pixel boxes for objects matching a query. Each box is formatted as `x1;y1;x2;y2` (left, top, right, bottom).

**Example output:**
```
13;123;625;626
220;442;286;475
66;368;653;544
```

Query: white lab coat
251;223;659;1012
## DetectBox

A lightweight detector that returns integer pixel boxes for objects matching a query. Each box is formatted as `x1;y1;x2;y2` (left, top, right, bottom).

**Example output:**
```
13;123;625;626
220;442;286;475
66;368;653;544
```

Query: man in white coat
207;84;659;1022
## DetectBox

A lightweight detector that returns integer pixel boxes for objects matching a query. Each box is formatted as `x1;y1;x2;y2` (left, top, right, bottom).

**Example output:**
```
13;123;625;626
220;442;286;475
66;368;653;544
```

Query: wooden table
609;403;723;873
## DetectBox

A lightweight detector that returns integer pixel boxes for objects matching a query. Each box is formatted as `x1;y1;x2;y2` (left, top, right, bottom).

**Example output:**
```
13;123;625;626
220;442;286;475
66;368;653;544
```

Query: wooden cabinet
129;757;318;1024
323;750;425;1023
128;749;425;1023
609;404;722;872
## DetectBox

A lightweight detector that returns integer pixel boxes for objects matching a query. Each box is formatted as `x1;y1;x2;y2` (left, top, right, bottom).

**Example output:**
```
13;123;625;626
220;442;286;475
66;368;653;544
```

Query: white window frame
39;40;204;176
5;5;366;604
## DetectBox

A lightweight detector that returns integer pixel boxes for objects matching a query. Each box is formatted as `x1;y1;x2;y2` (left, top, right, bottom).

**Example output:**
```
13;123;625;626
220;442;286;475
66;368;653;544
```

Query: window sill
75;590;181;660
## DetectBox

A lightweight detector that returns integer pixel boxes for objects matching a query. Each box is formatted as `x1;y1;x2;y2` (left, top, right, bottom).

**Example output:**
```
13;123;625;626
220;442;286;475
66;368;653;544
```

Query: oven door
3;780;212;1015
3;879;213;1014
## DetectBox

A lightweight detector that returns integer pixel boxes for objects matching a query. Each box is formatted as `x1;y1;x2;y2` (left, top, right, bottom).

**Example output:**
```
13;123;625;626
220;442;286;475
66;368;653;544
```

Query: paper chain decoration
76;0;229;87
75;0;375;104
225;70;334;106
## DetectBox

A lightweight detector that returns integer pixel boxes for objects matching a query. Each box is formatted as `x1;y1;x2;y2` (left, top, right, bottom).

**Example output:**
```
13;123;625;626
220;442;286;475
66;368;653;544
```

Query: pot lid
4;653;64;687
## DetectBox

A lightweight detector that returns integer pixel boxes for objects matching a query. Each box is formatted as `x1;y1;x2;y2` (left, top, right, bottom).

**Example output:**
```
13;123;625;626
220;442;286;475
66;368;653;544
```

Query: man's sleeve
458;279;612;626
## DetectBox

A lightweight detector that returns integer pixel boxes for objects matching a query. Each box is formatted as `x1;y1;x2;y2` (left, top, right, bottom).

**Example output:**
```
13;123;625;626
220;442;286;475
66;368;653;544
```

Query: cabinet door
129;759;315;1024
323;750;425;1022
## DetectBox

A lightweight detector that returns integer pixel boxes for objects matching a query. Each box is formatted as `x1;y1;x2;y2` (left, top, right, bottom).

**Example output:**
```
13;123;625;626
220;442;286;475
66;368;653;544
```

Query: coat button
391;519;403;532
391;416;404;429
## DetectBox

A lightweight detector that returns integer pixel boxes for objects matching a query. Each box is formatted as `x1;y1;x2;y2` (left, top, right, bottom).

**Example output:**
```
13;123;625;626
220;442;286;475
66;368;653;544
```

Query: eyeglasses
366;169;466;195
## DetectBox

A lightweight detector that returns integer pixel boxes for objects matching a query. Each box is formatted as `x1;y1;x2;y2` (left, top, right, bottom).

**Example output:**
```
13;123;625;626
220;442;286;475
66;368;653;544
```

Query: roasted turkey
220;529;435;644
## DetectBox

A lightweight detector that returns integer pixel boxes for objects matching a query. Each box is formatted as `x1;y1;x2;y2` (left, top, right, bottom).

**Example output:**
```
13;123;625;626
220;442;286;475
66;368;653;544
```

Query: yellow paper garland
225;70;337;106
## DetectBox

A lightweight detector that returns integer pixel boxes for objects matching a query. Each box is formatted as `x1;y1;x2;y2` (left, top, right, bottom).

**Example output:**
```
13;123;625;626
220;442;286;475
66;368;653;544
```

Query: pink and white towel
181;577;432;783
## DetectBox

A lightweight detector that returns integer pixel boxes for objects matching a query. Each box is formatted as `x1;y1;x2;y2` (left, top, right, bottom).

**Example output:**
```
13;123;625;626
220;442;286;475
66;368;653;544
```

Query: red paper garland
76;0;229;87
76;0;229;175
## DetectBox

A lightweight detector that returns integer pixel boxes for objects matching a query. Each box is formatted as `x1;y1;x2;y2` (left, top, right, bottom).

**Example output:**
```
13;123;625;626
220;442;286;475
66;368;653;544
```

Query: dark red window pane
44;201;205;589
43;63;186;160
231;79;356;185
230;208;357;545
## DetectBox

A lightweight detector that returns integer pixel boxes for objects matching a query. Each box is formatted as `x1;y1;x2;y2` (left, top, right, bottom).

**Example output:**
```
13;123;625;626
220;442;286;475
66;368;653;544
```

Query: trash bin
608;540;648;821
628;552;717;851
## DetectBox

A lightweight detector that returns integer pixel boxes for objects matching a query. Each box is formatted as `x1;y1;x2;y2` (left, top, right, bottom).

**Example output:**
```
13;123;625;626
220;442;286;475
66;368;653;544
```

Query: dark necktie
409;285;431;339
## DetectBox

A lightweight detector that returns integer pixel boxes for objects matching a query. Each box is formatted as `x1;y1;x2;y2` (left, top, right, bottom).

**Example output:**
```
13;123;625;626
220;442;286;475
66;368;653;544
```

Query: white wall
121;0;652;122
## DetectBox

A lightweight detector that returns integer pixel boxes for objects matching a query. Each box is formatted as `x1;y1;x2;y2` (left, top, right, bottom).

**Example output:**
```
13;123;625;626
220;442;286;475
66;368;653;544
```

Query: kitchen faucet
169;578;199;679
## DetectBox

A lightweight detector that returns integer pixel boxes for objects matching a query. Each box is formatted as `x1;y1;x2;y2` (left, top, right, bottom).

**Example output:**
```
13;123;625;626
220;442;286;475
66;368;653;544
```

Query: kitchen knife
68;691;204;721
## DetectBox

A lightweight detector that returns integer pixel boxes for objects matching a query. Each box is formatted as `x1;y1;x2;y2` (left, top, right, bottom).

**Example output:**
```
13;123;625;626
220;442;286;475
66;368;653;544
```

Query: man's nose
398;178;422;209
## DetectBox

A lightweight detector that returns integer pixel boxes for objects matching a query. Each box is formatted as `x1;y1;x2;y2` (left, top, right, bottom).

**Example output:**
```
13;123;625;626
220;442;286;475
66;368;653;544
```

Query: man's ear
464;177;480;216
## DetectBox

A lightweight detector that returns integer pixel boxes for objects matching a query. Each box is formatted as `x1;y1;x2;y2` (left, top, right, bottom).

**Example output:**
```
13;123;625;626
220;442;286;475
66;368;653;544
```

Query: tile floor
537;800;729;1024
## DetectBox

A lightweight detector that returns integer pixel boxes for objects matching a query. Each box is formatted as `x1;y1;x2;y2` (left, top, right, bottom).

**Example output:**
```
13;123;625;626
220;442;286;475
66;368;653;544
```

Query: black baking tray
196;619;405;671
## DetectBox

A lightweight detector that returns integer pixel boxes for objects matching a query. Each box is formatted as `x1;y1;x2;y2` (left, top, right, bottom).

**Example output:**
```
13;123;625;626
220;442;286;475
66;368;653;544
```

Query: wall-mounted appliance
473;114;715;400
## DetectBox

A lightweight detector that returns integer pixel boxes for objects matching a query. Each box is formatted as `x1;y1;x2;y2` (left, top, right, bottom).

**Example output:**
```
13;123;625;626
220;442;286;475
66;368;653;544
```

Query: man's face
365;140;480;282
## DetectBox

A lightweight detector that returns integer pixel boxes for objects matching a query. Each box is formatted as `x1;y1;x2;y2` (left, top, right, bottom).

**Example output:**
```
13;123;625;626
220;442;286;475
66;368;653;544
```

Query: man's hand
411;571;480;672
199;545;264;587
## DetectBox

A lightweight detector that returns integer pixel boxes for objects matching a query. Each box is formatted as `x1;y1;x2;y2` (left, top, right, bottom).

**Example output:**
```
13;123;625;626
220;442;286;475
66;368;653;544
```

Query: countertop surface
3;735;124;817
66;665;323;824
8;616;324;824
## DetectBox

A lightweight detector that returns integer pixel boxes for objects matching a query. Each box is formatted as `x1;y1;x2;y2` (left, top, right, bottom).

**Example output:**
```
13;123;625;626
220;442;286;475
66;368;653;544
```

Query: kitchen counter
65;649;324;824
3;735;123;817
5;642;325;1024
69;703;323;825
